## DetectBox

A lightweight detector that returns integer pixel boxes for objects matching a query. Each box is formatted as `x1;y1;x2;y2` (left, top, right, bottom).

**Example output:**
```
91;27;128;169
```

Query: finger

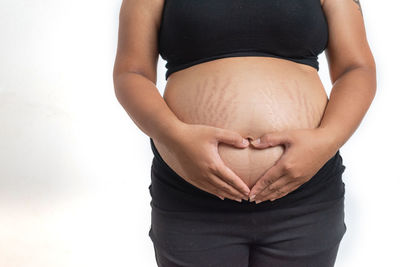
187;178;242;202
252;179;286;203
210;176;247;201
251;131;292;149
255;175;292;201
267;175;294;192
214;187;245;202
270;182;302;201
260;181;299;203
249;163;285;198
255;188;285;204
201;178;245;201
208;172;249;200
256;190;286;204
184;177;223;199
214;161;251;196
215;128;249;148
256;175;290;198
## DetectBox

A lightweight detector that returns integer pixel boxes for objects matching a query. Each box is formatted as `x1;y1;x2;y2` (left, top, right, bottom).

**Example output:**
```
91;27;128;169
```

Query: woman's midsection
153;56;328;189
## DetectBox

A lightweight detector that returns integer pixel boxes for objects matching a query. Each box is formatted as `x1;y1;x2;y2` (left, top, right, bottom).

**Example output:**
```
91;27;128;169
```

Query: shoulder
119;0;165;25
322;0;375;80
114;0;166;82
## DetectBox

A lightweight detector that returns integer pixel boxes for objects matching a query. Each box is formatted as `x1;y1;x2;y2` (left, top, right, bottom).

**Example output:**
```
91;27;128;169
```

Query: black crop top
157;0;329;80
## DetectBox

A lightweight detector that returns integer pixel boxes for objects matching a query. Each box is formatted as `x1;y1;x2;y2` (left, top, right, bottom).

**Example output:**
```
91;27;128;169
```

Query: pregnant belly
153;56;329;189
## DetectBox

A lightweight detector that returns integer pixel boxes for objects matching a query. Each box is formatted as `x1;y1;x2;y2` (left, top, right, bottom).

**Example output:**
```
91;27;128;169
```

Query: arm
318;0;377;151
247;0;377;202
113;0;185;144
113;0;252;200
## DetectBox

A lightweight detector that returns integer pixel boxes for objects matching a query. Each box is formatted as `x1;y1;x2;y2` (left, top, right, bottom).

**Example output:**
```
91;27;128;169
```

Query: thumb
251;131;291;148
214;129;249;148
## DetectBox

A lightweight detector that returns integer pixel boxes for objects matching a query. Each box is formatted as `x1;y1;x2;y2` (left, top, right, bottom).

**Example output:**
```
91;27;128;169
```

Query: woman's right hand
169;123;251;202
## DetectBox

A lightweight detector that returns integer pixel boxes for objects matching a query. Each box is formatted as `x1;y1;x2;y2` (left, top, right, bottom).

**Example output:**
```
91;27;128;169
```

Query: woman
113;0;376;266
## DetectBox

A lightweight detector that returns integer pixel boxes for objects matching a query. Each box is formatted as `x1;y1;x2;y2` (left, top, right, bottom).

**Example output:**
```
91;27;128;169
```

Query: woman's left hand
248;128;338;203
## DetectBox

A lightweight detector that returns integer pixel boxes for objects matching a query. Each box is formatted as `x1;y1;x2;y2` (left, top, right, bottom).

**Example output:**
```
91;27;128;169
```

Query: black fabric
149;193;346;267
158;0;329;80
148;137;346;213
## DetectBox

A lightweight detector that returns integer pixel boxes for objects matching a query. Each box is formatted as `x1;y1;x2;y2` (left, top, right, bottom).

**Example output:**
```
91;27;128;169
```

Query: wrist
153;119;188;145
316;126;342;154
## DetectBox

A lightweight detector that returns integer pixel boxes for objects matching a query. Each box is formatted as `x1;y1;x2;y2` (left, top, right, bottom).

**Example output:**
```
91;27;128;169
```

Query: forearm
113;71;186;144
318;66;377;151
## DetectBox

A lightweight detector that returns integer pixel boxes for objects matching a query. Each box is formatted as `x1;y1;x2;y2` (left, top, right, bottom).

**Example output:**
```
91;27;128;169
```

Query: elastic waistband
148;137;346;213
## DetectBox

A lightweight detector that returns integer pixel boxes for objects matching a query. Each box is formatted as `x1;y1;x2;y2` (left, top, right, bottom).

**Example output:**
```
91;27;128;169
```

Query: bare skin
113;0;376;202
153;57;328;189
352;0;363;16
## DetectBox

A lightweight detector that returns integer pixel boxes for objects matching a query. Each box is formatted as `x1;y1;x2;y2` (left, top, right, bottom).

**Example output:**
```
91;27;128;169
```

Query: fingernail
255;200;261;204
243;139;249;145
254;138;260;144
235;197;243;202
249;194;256;201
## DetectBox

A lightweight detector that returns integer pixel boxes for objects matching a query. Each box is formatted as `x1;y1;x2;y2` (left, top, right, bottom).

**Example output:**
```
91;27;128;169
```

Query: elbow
113;71;124;100
113;64;123;96
333;61;377;93
337;61;376;80
360;59;377;96
352;64;377;97
331;51;377;85
113;70;133;104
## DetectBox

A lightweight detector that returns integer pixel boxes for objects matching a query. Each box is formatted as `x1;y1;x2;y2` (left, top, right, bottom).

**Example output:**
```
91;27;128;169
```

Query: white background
0;0;398;266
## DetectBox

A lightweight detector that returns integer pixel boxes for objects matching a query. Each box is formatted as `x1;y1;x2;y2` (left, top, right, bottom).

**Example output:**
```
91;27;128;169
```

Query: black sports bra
158;0;329;80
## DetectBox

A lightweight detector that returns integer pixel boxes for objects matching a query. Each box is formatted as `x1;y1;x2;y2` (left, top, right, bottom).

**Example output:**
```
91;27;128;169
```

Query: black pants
148;138;347;267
